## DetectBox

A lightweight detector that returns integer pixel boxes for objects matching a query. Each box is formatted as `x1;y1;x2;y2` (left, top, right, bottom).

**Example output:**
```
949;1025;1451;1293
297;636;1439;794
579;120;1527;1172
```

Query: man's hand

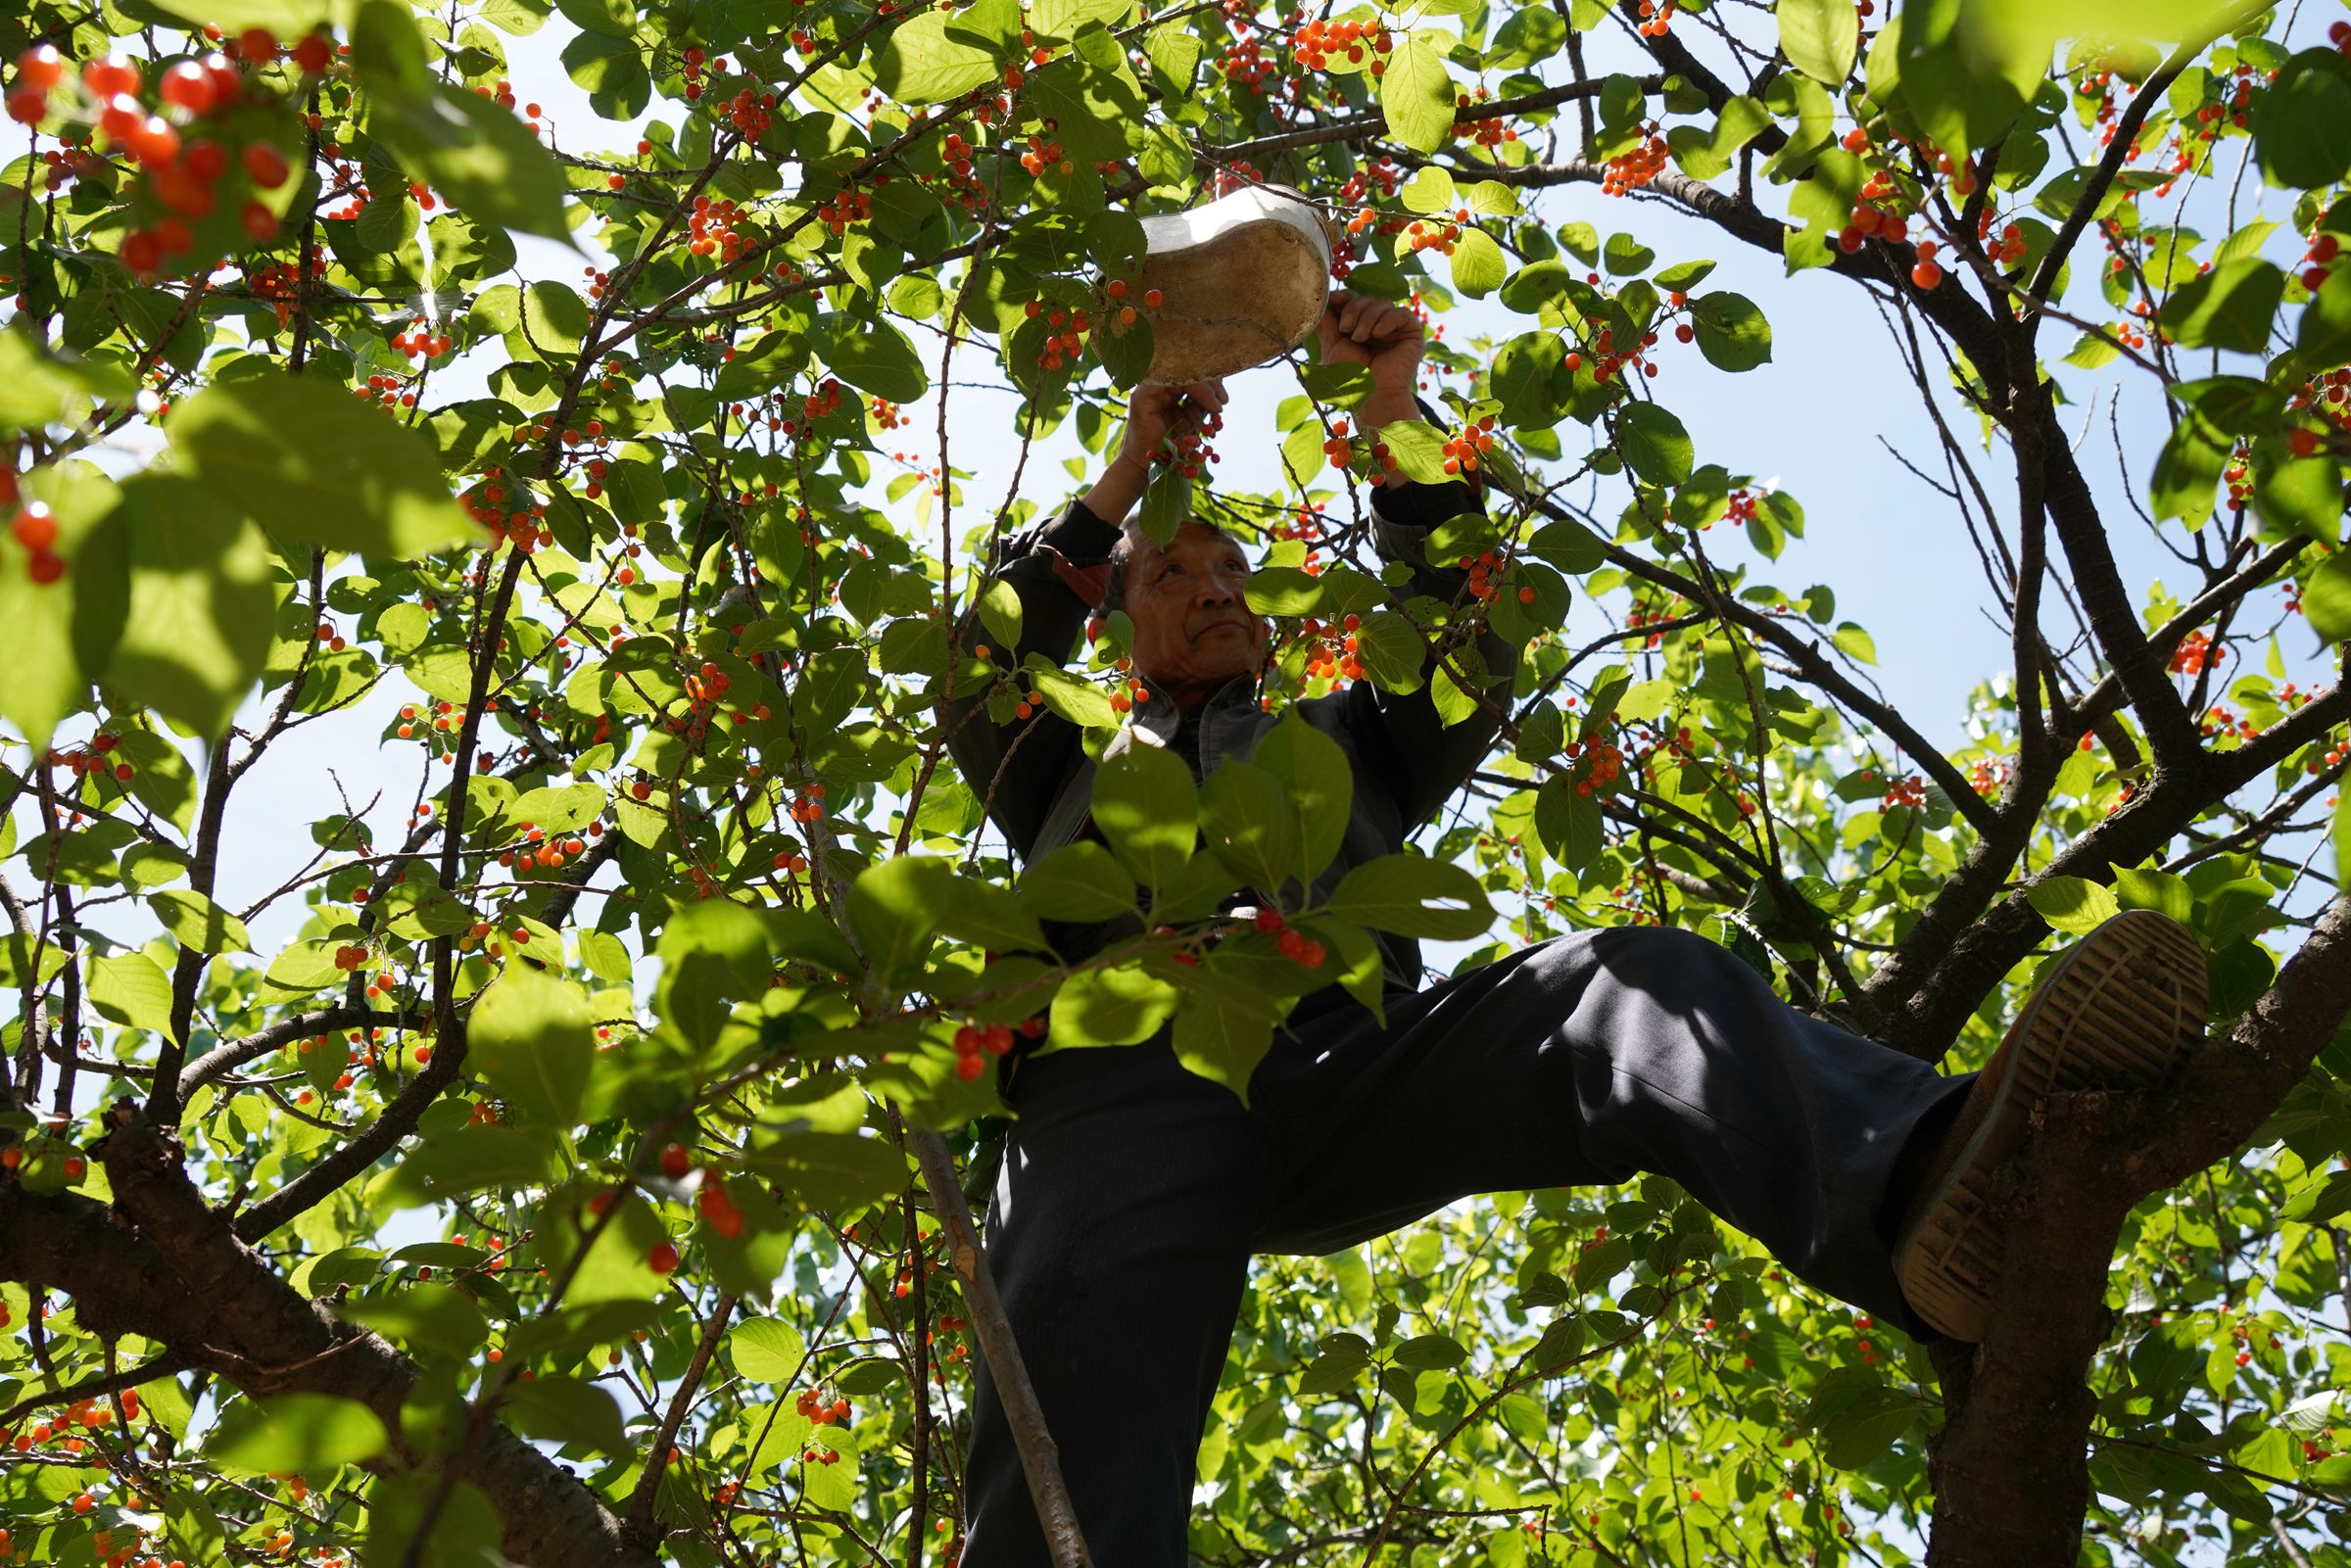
1318;291;1423;398
1319;291;1426;463
1081;378;1227;526
1118;378;1228;470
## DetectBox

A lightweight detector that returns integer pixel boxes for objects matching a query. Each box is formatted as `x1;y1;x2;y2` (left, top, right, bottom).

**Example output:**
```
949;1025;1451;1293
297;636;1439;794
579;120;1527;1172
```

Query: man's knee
1518;923;1741;993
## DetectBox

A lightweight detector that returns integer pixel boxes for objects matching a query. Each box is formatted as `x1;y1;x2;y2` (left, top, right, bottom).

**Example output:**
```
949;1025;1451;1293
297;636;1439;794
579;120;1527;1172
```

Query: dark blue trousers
958;927;1972;1565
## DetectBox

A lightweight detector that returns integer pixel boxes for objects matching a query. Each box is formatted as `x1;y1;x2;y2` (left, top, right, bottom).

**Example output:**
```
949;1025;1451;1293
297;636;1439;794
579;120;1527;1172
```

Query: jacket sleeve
1342;476;1522;831
941;499;1122;860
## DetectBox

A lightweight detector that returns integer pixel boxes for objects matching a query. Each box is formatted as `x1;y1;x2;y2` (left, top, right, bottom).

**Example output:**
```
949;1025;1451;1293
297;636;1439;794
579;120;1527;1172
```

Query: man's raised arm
1320;292;1521;830
940;381;1227;859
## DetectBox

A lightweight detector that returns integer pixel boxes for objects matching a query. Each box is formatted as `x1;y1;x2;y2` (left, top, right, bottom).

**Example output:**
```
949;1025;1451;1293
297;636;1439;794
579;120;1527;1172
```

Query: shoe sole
1894;909;2208;1343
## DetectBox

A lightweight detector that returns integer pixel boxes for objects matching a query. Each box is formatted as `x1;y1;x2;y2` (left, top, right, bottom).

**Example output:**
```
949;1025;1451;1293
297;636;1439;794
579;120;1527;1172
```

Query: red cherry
647;1241;681;1274
954;1054;986;1081
237;27;278;64
1253;907;1285;933
16;45;66;91
82;54;140;97
183;139;228;180
293;34;332;74
159;60;218;114
202;52;241;104
4;87;42;126
238;201;277;243
130;115;181;167
658;1143;692;1179
242;141;290;188
120;229;164;273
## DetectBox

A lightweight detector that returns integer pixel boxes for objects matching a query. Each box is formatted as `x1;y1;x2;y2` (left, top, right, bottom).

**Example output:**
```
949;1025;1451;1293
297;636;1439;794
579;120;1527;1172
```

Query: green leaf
2304;552;2351;642
2299;264;2351;369
1534;776;1605;874
2157;260;2284;353
1171;984;1280;1102
849;855;954;989
1400;166;1456;215
2026;876;2121;936
1818;1387;1919;1470
1020;841;1138;922
819;318;928;404
337;1285;490;1358
1092;743;1199;889
1051;961;1180;1046
150;889;253;955
977;577;1024;652
1690;292;1774;372
1779;0;1857;85
1374;419;1455;486
2253;51;2351;191
1325;854;1494;939
1032;0;1132;36
0;464;124;752
2111;865;2193;925
1449;228;1507;299
89;950;178;1039
1615;402;1695;487
171;369;477;559
1380;34;1456;154
206;1394;388;1475
504;1375;627;1454
2149;402;2229;525
1201;760;1302;894
104;476;275;742
875;9;1005;103
1252;712;1355;881
145;0;328;30
1029;664;1119;728
729;1316;808;1382
467;964;593;1126
368;80;572;242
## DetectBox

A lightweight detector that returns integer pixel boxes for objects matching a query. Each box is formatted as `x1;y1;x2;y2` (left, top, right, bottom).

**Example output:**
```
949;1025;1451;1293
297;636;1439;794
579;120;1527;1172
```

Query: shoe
1893;909;2209;1342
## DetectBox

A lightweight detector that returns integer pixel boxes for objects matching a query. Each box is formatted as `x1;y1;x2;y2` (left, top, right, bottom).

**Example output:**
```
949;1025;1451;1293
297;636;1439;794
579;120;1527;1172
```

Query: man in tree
940;291;2210;1566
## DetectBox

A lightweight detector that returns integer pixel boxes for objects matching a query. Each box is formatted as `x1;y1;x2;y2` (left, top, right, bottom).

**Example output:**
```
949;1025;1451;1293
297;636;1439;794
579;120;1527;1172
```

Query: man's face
1124;521;1270;702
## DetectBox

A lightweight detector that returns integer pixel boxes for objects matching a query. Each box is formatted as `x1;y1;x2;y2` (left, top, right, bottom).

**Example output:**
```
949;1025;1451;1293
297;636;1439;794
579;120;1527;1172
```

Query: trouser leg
959;1037;1268;1566
1249;927;1972;1335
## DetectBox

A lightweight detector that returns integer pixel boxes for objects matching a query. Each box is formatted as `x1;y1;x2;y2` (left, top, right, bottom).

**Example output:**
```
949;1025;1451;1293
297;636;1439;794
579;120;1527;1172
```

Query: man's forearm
1080;451;1151;525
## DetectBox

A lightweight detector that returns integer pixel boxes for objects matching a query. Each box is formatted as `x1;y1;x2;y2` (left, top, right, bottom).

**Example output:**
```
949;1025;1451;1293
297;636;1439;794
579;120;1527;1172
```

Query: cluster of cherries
723;81;777;140
2168;630;2226;677
1301;613;1367;686
9;37;305;279
1634;0;1679;34
788;780;829;824
1879;774;1929;811
1399;214;1463;257
1441;418;1500;477
1601;128;1671;197
949;1019;1035;1080
1289;17;1391;71
1252;907;1327;969
687;193;757;261
794;1387;853;1427
813;186;872;236
42;732;134;784
1560;735;1626;797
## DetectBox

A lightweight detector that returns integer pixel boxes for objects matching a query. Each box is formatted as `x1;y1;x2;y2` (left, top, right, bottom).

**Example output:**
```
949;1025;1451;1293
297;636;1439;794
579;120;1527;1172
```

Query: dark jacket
941;476;1516;992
